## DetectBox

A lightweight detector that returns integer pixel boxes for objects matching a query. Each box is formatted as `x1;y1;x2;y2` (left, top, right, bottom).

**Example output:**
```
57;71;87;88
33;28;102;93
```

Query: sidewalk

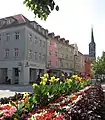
0;84;33;98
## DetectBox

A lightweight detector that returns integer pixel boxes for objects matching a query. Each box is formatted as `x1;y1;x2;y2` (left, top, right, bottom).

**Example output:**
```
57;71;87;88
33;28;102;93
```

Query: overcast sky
0;0;105;57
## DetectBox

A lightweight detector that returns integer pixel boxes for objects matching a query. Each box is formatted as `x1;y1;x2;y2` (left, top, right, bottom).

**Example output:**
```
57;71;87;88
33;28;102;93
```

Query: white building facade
0;14;48;85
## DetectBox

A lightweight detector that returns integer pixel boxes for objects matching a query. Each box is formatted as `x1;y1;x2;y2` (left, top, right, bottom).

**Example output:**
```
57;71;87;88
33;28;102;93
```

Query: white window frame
14;48;19;57
34;52;37;60
39;39;41;46
4;49;9;58
39;53;41;60
15;32;20;40
29;34;32;41
29;49;32;59
6;33;10;41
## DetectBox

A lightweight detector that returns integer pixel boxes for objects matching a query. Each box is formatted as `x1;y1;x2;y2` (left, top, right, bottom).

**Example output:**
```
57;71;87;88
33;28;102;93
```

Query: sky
0;0;105;57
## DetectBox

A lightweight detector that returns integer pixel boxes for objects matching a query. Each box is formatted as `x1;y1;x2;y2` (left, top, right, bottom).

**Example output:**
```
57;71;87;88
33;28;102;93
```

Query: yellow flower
23;92;29;99
72;75;78;79
40;81;46;86
40;77;44;80
43;78;48;82
62;73;65;76
32;83;39;88
67;79;72;83
77;77;82;82
55;78;59;82
14;118;18;120
49;76;56;83
44;73;49;78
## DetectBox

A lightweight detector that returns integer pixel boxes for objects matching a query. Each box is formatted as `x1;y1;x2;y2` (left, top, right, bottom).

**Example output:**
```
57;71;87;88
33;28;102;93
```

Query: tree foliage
92;52;105;75
23;0;59;20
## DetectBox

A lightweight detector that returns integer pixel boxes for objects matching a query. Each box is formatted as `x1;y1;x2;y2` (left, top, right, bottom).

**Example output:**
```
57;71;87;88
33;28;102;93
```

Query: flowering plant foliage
0;104;17;119
32;74;92;107
0;74;93;120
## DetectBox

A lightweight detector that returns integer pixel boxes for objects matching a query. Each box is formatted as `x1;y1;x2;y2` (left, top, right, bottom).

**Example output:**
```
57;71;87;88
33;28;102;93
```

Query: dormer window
42;29;44;35
38;25;41;32
34;23;37;29
7;19;11;24
0;20;5;26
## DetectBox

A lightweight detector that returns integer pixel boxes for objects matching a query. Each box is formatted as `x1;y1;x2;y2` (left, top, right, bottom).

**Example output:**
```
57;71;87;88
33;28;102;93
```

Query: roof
0;14;48;38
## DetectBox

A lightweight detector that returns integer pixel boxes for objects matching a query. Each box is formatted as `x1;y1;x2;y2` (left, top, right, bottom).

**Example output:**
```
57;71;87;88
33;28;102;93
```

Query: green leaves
23;0;59;20
17;103;25;114
92;52;105;75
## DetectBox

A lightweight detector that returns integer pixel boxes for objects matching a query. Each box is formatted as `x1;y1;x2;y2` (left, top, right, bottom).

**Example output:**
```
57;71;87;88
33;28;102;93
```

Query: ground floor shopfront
0;60;46;85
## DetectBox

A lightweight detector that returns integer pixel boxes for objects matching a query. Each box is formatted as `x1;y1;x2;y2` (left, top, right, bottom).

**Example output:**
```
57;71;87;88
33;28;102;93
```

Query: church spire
89;27;96;60
91;27;95;43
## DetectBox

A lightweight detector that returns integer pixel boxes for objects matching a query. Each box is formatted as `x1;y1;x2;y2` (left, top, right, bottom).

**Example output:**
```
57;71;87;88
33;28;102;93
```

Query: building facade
89;28;96;60
84;54;92;76
0;14;48;85
0;14;88;85
47;33;59;69
55;36;74;72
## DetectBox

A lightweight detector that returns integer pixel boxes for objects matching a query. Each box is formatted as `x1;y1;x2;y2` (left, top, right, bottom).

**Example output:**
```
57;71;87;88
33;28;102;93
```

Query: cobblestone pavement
0;84;33;98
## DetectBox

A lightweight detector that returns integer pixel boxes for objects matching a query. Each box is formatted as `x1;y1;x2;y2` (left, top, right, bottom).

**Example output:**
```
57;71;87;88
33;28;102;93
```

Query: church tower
89;27;96;60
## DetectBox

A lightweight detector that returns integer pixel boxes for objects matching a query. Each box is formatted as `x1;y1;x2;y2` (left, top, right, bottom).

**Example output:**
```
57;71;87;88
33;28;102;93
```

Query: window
0;34;1;41
55;52;57;56
29;34;32;41
49;51;51;55
48;60;51;67
66;54;68;59
34;52;37;60
39;53;41;60
29;49;32;59
56;61;58;66
43;41;45;47
43;55;45;61
50;41;52;45
35;36;37;44
15;32;20;40
39;39;41;46
4;49;9;58
61;53;64;58
66;63;68;68
7;19;11;24
14;48;19;57
6;33;10;41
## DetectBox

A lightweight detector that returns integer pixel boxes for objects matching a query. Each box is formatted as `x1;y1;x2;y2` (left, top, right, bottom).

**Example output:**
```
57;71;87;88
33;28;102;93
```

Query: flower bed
0;74;104;120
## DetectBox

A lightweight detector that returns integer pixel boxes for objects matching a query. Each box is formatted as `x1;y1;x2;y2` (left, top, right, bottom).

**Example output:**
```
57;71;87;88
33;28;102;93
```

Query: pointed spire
91;27;95;43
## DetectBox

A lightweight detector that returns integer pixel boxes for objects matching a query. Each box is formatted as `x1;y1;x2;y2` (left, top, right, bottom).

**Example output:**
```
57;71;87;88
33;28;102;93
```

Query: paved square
0;84;33;98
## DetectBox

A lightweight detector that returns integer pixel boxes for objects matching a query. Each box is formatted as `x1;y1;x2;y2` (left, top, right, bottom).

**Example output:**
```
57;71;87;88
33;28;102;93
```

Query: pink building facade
47;33;59;69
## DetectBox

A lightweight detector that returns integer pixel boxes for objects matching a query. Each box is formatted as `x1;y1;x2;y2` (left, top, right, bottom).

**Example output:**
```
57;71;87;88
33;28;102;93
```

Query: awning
61;70;73;73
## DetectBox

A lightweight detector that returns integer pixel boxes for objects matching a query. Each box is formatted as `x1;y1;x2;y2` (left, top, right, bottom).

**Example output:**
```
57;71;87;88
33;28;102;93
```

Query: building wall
84;55;92;75
78;52;85;73
0;25;25;61
47;36;59;68
24;26;47;69
57;39;74;70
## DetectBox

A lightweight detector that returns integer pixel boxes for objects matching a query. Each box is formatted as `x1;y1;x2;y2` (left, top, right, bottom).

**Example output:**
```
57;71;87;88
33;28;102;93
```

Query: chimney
48;32;55;38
